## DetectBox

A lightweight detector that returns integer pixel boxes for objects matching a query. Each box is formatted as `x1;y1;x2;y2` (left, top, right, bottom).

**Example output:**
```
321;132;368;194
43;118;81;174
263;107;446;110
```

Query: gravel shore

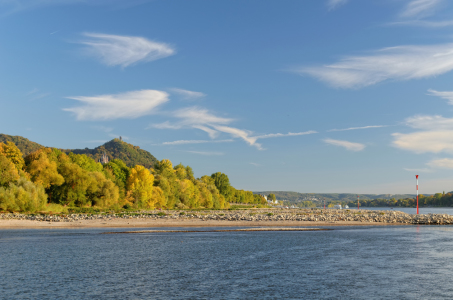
1;208;452;229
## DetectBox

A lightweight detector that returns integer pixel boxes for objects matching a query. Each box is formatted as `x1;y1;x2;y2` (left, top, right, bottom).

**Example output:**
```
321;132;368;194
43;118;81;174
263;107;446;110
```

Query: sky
2;0;453;194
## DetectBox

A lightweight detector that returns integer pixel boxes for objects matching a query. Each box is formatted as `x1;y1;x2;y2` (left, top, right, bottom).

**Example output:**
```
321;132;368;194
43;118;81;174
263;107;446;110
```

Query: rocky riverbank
1;209;453;225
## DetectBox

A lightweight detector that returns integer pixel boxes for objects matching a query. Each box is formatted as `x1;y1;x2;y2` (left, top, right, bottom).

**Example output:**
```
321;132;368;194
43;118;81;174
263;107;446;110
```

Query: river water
2;226;453;299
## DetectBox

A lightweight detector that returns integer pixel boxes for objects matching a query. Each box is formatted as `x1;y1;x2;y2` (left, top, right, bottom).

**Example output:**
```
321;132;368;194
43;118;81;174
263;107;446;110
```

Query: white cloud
174;107;233;126
405;115;453;130
400;0;443;18
297;43;453;89
426;158;453;169
151;106;315;149
64;89;169;120
162;139;233;145
186;151;224;156
212;125;262;150
169;88;206;100
192;125;219;139
78;32;175;67
327;125;387;132
254;131;317;139
323;138;365;151
249;162;261;167
392;130;453;153
428;89;453;105
327;0;348;11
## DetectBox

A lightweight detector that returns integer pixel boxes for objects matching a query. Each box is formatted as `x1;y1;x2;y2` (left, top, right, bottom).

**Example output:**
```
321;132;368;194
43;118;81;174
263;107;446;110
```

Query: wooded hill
254;191;417;203
64;138;158;168
0;134;44;156
0;134;158;168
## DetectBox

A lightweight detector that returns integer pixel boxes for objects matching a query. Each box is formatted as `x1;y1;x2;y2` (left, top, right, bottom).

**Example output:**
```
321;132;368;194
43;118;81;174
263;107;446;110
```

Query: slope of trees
0;140;259;212
0;134;44;156
65;138;158;168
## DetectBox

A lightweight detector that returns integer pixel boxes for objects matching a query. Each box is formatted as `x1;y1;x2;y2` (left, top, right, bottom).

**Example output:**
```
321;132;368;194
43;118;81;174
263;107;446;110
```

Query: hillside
64;138;158;168
254;191;416;203
0;133;44;156
0;134;158;168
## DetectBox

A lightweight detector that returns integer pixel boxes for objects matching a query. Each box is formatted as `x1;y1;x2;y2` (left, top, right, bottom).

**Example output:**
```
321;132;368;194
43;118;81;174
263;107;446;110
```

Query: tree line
0;141;266;212
346;192;453;207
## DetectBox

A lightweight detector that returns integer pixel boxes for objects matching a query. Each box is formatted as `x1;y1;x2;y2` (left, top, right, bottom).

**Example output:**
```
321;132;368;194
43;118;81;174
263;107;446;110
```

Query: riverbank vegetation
0;141;266;213
347;193;453;208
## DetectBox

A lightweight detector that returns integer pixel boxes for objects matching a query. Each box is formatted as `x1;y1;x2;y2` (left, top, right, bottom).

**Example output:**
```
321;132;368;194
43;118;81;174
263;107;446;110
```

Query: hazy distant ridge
254;191;417;203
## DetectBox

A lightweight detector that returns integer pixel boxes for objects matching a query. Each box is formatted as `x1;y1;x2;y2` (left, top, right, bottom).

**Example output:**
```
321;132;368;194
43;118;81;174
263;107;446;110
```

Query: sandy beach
0;218;406;229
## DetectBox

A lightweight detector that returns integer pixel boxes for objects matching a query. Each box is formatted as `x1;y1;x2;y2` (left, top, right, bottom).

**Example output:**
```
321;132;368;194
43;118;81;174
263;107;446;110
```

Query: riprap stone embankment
1;209;452;225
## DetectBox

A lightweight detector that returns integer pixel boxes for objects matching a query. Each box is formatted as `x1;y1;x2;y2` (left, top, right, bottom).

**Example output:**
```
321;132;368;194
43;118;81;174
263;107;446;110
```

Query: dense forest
0;140;266;213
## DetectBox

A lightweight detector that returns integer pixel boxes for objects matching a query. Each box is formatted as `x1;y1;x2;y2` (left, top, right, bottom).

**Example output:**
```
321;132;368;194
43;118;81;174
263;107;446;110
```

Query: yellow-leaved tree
26;149;64;189
0;142;25;170
126;165;154;208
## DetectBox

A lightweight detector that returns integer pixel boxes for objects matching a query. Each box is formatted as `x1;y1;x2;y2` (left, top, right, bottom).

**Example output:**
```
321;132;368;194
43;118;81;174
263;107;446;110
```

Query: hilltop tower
119;136;122;141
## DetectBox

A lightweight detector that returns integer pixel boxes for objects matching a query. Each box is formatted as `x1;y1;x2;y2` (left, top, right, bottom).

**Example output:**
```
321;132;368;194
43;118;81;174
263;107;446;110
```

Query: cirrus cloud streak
79;32;175;67
297;43;453;89
64;89;169;120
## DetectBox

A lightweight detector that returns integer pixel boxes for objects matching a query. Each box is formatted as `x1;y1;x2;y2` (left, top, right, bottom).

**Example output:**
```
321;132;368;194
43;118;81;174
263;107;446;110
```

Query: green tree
211;172;232;200
268;193;276;202
0;155;20;187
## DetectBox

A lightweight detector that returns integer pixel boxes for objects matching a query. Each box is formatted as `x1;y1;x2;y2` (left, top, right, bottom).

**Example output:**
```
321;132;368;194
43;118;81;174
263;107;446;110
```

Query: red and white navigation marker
416;175;419;215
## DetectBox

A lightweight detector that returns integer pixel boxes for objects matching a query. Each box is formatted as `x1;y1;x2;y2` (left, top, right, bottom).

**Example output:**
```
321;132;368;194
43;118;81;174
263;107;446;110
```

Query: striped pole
416;175;419;215
357;195;359;210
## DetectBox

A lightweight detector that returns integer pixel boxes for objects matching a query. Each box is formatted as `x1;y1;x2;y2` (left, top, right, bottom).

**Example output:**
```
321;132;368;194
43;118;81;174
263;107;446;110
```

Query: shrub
0;178;47;212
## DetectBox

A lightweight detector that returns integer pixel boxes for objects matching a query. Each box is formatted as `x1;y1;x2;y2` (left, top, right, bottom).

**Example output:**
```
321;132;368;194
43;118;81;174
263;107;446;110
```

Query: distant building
99;152;109;164
119;136;122;141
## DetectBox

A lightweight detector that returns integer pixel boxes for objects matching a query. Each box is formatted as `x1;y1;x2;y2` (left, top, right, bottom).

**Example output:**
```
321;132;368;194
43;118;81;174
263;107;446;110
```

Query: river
2;226;453;299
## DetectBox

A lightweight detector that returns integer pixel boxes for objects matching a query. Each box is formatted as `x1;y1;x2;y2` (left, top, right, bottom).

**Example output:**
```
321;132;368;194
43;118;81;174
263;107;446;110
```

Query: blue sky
2;0;453;194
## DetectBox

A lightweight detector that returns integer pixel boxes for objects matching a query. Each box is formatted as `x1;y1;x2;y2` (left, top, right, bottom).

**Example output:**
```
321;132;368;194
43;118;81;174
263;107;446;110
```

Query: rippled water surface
2;226;453;299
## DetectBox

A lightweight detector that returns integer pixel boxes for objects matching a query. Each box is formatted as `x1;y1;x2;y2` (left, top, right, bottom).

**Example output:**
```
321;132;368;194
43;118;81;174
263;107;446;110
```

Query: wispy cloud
26;88;50;100
426;158;453;169
254;131;317;139
0;0;151;17
323;138;365;151
212;125;262;149
162;139;233;145
249;162;261;167
404;167;434;173
151;106;316;149
327;125;387;132
392;115;453;153
389;19;453;27
64;89;169;120
399;0;443;18
186;151;224;156
327;0;348;11
297;43;453;89
78;32;175;68
428;89;453;105
169;88;206;100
